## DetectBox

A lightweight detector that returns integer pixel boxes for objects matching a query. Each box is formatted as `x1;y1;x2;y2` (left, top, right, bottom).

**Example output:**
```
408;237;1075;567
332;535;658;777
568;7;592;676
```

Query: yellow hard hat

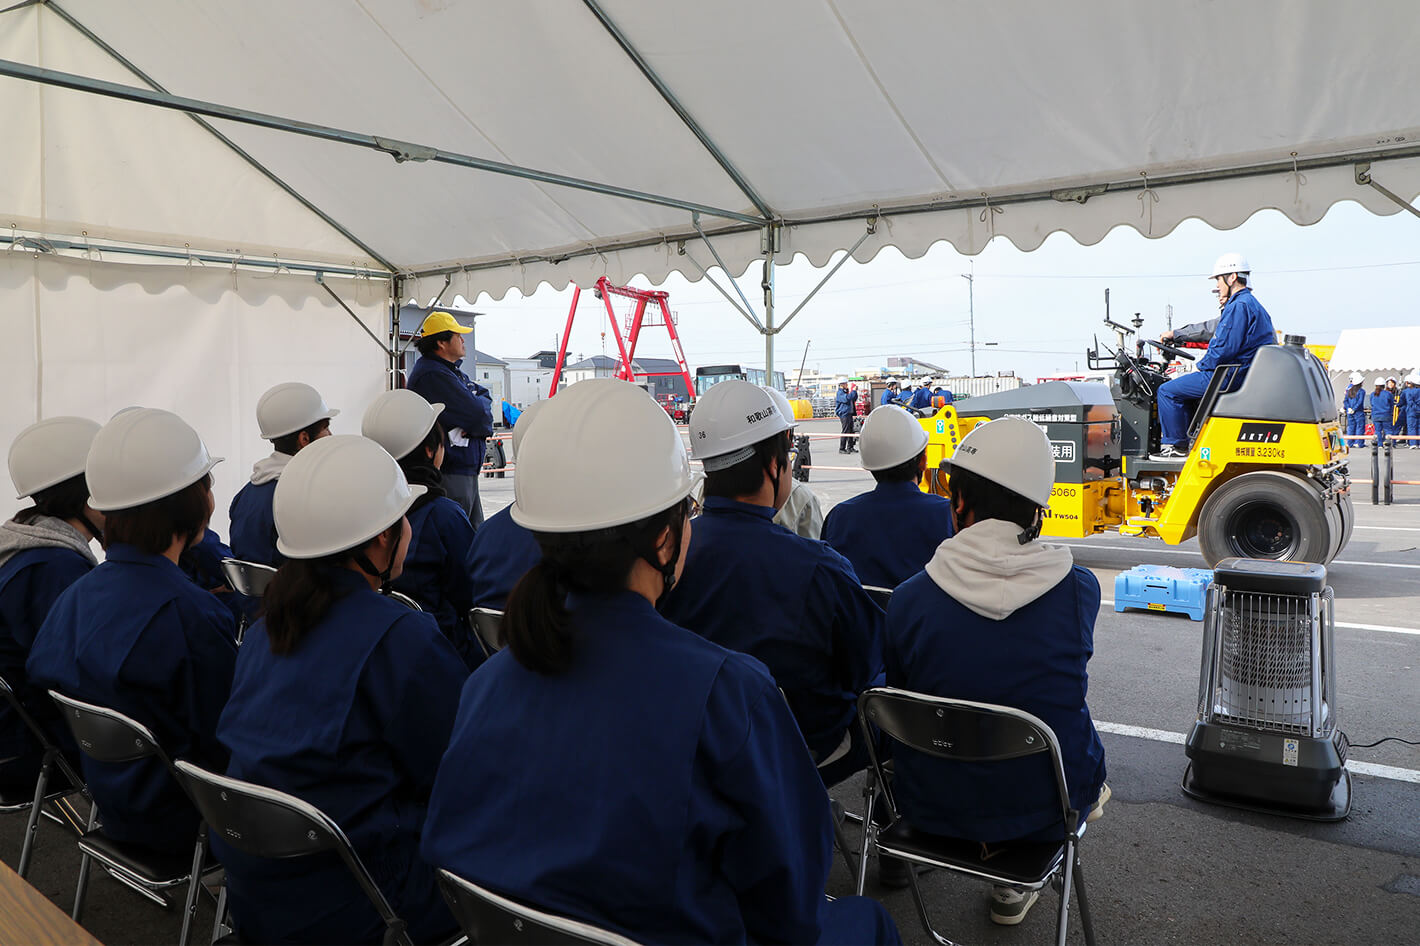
417;310;472;337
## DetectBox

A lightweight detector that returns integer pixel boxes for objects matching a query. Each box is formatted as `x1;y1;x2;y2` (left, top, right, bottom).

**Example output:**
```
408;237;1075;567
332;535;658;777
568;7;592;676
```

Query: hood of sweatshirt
0;516;98;570
250;451;292;486
923;518;1074;620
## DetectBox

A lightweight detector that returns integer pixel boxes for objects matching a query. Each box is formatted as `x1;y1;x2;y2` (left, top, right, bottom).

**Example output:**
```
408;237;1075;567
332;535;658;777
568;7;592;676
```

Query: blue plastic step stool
1114;565;1213;621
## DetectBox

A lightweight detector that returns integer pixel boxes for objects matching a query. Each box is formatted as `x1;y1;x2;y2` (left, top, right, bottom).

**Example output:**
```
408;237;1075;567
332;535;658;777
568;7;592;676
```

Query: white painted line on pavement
1060;542;1420;570
1094;721;1420;784
1099;598;1420;637
1355;525;1420;532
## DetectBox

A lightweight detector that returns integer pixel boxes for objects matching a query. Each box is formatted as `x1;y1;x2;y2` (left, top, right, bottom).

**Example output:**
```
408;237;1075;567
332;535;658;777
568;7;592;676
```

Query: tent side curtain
0;252;391;540
1328;328;1420;375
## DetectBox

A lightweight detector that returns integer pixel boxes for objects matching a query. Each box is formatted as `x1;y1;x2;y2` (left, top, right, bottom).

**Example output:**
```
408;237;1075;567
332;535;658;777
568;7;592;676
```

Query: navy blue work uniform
229;479;281;567
180;527;247;623
391;496;478;668
884;566;1107;842
1406;389;1420;448
1343;386;1366;440
835;387;856;452
0;530;90;788
1157;288;1274;449
908;386;934;411
1370;388;1394;445
27;545;237;852
821;480;955;589
879;388;901;407
215;571;465;945
661;498;884;768
464;505;540;612
1396;387;1410;442
407;355;493;526
421;591;899;946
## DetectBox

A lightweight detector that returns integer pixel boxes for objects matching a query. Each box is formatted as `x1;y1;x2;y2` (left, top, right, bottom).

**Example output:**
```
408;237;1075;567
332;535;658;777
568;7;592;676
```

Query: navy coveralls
821;480;955;589
464;504;541;613
391;496;478;668
1371;388;1394;445
908;386;934;411
1342;386;1366;440
215;571;465;944
421;591;899;946
835;387;856;452
229;480;281;567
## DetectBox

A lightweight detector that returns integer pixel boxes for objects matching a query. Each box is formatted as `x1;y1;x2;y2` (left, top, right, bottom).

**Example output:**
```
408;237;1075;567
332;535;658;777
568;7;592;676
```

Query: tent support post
1356;163;1420;220
316;274;393;358
763;253;776;381
387;279;400;390
774;221;876;336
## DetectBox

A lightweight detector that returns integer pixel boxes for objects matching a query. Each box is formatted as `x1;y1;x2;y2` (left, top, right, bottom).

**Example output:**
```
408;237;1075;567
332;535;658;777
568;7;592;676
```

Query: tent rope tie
978;193;1002;239
1287;152;1309;204
1137;171;1158;234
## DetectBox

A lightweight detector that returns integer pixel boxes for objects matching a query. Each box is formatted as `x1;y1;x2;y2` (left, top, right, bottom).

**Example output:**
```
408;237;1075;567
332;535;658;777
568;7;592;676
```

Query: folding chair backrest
0;675;83;785
468;608;505;658
219;558;277;598
48;691;167;766
436;869;641;946
384;590;423;611
862;585;893;610
173;760;411;946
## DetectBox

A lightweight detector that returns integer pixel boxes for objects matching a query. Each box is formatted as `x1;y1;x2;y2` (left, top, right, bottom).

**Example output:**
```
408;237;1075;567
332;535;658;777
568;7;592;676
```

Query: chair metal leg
832;814;858;888
17;750;53;878
71;802;99;922
1055;842;1076;946
178;829;206;946
854;771;877;896
904;864;957;946
1074;855;1096;946
211;881;230;944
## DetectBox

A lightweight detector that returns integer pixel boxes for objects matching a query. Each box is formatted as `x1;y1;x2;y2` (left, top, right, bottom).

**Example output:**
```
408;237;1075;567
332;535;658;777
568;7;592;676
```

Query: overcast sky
448;200;1418;384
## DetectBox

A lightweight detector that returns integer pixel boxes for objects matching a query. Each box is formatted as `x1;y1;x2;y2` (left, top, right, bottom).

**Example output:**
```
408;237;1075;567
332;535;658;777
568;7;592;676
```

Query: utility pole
1166;303;1174;332
961;263;976;378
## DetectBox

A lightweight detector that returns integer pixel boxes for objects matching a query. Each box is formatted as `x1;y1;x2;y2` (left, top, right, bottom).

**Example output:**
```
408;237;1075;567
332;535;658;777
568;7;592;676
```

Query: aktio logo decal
1237;423;1285;444
1049;440;1075;463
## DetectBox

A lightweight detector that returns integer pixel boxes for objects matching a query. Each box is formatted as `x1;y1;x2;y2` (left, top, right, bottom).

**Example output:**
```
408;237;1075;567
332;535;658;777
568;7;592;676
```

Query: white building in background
466;351;507;410
504;357;553;409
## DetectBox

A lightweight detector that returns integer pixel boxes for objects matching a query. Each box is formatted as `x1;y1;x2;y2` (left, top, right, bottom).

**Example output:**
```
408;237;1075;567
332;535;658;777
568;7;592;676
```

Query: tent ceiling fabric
4;0;1419;299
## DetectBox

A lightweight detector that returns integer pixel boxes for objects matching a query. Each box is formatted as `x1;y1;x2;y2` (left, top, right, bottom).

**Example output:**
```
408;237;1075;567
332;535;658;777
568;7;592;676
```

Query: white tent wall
1;252;390;538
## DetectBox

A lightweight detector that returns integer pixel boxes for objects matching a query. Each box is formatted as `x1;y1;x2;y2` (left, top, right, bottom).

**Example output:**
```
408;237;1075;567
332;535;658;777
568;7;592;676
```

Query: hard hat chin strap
353;550;394;594
646;502;690;606
1018;509;1044;545
80;512;104;545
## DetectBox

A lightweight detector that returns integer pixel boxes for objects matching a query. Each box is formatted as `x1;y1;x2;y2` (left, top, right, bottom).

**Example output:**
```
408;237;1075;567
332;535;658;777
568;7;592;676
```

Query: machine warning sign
1049;440;1075;463
1238;423;1285;444
1282;738;1300;767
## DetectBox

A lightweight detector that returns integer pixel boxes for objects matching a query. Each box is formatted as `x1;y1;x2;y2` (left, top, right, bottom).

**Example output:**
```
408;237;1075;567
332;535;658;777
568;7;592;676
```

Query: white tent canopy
1329;329;1420;376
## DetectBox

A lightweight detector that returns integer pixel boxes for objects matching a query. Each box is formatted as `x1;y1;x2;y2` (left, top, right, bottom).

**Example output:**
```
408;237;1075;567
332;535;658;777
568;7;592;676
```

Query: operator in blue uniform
884;417;1108;927
1342;372;1366;443
1405;372;1420;448
822;405;954;590
215;436;464;945
835;380;857;454
879;379;902;407
28;409;236;855
229;382;338;566
406;311;494;527
362;389;477;667
662;380;884;787
0;418;102;790
1154;254;1275;458
908;378;935;411
421;379;899;946
1369;377;1393;447
465;400;546;615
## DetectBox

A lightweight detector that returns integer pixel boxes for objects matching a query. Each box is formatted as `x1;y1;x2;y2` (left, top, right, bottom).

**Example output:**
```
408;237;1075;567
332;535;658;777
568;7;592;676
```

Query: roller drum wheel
1197;472;1336;567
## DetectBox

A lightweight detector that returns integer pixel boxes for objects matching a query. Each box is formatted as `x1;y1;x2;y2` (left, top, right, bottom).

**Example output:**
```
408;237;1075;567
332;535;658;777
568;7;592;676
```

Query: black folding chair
48;690;214;945
436;868;641;946
174;759;415;946
0;673;86;877
862;585;893;610
854;687;1096;946
467;608;505;660
219;558;277;644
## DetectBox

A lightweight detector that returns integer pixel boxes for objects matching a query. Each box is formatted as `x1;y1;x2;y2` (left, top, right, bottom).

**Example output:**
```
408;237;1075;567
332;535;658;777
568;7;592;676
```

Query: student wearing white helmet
229;381;338;566
214;435;464;944
0;417;103;791
908;378;936;411
27;408;237;858
1370;376;1394;446
879;378;902;407
1404;372;1420;448
1153;253;1275;458
821;405;955;590
1342;372;1367;443
662;380;884;787
761;385;826;539
883;418;1108;926
362;389;478;667
464;398;547;614
422;379;899;946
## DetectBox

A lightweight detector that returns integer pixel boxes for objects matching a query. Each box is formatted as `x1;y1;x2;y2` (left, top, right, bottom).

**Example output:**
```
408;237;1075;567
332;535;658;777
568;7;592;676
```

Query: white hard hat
1375;377;1386;386
273;435;425;559
85;409;223;512
1349;372;1364;385
256;382;340;440
1387;376;1398;384
760;385;797;428
859;405;929;472
361;389;443;462
942;417;1054;508
1407;372;1420;385
511;399;549;455
688;380;791;472
514;379;694;533
1210;253;1250;279
9;416;102;499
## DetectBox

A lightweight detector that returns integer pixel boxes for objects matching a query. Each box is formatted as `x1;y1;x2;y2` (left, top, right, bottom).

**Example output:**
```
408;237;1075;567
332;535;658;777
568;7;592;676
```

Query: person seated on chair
215;436;465;945
1369;377;1393;447
822;406;954;590
229;382;338;566
465;401;547;614
362;390;478;669
0;418;103;792
763;386;826;539
178;526;247;623
1153;253;1274;459
27;409;237;856
421;379;900;946
662;380;884;787
884;418;1108;927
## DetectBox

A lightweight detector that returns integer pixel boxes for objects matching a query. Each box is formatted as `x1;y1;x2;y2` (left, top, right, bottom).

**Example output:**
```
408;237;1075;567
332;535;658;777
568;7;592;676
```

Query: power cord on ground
1344;733;1420;749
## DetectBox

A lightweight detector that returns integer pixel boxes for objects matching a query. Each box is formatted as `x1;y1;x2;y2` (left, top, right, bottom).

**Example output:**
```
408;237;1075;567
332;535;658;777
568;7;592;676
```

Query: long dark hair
504;498;689;675
396;421;446;511
14;474;93;527
263;522;402;655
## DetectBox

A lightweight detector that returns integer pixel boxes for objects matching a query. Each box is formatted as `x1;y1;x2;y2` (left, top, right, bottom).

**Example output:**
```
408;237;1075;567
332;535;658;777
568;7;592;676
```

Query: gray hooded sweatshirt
0;516;98;571
922;518;1074;619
